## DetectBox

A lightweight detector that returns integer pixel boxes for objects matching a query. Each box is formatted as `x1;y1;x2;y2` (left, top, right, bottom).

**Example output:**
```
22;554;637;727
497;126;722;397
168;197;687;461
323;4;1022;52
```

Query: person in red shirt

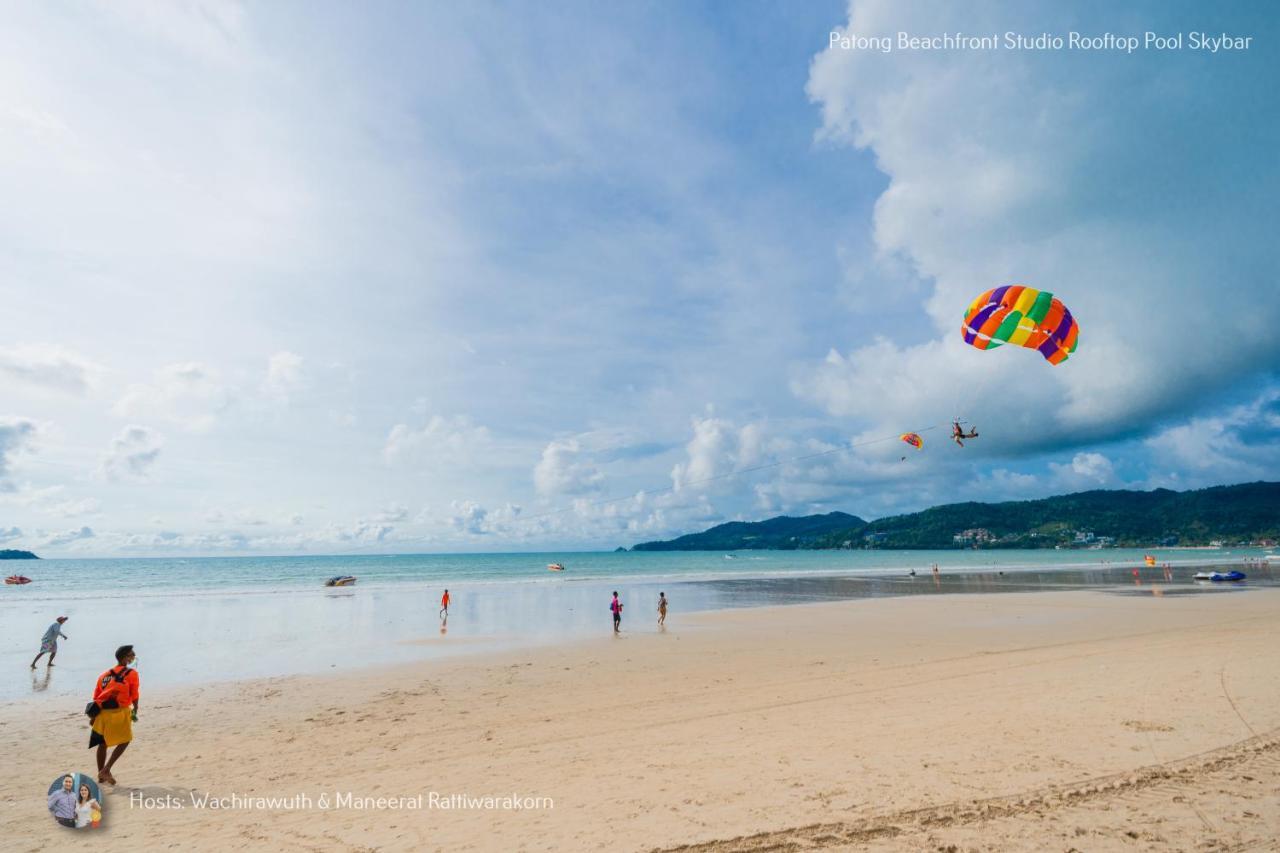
89;645;139;785
439;589;450;619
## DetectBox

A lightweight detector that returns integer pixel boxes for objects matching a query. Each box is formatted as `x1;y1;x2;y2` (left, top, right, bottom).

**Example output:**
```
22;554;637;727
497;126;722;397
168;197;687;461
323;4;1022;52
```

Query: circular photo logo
47;773;103;829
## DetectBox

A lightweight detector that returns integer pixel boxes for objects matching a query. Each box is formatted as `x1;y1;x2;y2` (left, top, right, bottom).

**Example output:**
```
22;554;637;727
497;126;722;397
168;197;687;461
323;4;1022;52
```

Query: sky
1;0;1277;556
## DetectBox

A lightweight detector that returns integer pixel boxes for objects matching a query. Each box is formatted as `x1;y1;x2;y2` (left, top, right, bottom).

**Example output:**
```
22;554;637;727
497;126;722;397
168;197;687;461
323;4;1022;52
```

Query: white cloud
0;485;101;518
533;438;604;496
372;503;409;523
445;500;521;536
1143;390;1280;488
802;1;1279;452
114;363;234;431
1049;452;1117;490
0;417;37;492
383;415;490;465
262;350;304;400
670;414;770;493
42;525;94;547
0;345;102;394
0;526;22;543
101;425;163;481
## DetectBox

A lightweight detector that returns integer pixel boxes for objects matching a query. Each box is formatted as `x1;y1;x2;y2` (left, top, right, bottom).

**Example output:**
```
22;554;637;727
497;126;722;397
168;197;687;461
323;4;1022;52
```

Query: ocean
2;548;1273;702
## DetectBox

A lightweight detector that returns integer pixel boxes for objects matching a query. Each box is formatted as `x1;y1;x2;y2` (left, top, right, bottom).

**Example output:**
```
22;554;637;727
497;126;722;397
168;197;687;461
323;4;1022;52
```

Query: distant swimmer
611;591;624;633
30;616;69;668
657;592;668;626
439;589;450;618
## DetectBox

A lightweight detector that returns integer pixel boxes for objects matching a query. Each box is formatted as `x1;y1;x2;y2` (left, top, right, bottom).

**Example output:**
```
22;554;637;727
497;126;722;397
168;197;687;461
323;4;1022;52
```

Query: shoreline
3;586;1278;850
3;560;1274;704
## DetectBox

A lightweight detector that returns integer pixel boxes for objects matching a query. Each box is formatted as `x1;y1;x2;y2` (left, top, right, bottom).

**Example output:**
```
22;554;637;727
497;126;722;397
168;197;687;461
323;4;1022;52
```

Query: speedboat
325;575;357;587
1193;571;1246;582
4;575;32;585
547;563;565;572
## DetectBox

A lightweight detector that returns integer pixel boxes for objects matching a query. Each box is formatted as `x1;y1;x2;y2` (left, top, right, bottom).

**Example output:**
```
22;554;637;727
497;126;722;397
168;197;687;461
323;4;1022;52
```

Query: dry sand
2;587;1277;852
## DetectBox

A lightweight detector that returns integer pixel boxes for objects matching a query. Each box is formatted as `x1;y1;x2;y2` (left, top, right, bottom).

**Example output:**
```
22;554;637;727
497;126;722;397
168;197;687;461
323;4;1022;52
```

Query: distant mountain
631;511;865;551
0;549;39;560
630;483;1280;551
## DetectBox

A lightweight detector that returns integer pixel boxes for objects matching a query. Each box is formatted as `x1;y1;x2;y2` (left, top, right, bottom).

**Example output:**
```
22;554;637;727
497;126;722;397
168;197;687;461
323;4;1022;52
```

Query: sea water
2;548;1272;702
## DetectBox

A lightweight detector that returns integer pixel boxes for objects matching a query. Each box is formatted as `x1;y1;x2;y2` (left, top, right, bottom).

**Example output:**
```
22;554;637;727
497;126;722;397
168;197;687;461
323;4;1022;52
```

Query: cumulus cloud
446;500;521;536
101;425;163;481
802;1;1279;454
0;526;22;543
261;350;304;400
42;525;94;547
1049;452;1118;490
1143;389;1280;488
0;345;102;394
670;414;770;493
0;417;37;492
533;438;605;496
383;415;491;465
114;362;234;431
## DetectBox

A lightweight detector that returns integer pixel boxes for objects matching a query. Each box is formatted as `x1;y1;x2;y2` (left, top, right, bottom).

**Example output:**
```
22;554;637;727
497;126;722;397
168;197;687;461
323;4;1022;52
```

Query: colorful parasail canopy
961;285;1079;365
900;432;924;450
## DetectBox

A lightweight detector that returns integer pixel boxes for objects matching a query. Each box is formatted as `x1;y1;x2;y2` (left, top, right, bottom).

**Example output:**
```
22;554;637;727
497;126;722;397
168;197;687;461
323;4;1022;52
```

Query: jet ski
547;563;565;572
4;575;32;585
325;575;357;587
1192;571;1246;582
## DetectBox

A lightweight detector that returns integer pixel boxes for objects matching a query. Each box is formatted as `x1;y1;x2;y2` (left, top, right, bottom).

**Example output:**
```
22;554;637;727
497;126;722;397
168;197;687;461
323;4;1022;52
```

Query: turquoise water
0;547;1259;601
2;548;1271;703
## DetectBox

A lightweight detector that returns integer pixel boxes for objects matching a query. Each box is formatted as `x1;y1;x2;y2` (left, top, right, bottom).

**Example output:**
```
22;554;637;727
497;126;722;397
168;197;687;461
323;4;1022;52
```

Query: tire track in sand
653;727;1280;852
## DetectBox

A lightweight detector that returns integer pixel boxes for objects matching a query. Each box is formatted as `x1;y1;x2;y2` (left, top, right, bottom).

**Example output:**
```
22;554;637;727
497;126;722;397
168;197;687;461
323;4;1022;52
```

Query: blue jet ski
1193;571;1246;582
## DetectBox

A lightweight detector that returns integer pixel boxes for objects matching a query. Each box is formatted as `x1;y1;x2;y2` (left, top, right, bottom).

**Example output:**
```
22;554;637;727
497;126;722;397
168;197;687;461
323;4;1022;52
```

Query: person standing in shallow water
657;592;668;626
439;589;450;619
611;591;623;633
31;616;69;668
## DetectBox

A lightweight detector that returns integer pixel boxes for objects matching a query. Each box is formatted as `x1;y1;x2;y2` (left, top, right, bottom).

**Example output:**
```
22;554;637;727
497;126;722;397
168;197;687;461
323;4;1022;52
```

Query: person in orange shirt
439;589;450;619
89;645;139;785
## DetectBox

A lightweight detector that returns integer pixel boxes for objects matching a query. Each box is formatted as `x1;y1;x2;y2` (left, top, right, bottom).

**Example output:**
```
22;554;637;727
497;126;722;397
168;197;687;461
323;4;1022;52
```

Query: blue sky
1;1;1277;556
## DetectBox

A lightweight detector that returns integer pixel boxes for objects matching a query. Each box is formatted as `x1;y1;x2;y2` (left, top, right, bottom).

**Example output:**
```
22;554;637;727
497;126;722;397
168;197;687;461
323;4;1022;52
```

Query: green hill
631;511;865;551
0;549;39;560
629;482;1280;551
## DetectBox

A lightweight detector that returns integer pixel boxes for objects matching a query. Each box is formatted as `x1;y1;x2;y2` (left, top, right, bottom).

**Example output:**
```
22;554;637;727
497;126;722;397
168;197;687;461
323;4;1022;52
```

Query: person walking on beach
657;592;668;626
89;645;138;785
439;589;450;618
48;774;77;827
611;591;623;633
31;616;69;668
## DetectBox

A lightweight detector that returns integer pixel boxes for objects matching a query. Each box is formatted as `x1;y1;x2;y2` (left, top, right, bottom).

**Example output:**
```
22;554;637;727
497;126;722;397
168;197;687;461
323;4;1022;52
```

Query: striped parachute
900;433;924;450
961;285;1079;365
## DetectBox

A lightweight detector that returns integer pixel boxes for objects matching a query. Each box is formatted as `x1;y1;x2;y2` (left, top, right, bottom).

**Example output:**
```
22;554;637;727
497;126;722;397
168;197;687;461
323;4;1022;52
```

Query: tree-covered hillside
629;483;1280;551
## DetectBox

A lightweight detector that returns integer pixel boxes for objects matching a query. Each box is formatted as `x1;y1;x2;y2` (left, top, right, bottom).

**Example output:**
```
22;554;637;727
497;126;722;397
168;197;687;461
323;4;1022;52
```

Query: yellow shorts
90;706;133;747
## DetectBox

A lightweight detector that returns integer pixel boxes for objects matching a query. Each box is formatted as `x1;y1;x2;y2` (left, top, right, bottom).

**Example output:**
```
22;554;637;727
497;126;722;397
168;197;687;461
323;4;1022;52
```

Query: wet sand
2;587;1277;851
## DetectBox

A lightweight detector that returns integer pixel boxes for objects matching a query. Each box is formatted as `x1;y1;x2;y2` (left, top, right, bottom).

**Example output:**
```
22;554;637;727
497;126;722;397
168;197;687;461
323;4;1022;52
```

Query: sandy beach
3;586;1278;851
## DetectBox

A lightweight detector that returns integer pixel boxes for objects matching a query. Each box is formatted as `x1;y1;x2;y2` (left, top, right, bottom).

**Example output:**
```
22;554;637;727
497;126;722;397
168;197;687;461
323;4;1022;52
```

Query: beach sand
2;587;1277;851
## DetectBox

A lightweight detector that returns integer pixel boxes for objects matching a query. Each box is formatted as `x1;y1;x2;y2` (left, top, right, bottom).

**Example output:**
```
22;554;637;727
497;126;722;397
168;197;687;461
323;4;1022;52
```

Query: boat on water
547;563;565;572
325;575;357;587
1193;571;1246;582
5;575;32;585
